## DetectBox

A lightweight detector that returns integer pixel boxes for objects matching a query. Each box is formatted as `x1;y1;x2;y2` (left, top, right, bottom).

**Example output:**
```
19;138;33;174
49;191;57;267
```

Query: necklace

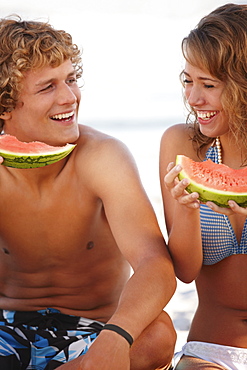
215;136;222;164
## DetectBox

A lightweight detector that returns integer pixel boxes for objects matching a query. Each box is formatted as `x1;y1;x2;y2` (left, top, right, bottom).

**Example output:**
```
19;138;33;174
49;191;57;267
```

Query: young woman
159;4;247;370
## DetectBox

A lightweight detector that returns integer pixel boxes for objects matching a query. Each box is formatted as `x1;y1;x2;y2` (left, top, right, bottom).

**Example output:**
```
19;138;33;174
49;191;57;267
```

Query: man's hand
58;330;130;370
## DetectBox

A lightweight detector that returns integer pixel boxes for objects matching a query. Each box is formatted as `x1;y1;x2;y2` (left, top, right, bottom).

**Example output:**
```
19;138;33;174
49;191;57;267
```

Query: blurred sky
1;1;246;125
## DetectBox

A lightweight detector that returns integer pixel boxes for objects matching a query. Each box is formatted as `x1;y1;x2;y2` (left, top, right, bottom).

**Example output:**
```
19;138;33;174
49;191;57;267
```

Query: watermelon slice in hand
0;134;76;169
176;154;247;207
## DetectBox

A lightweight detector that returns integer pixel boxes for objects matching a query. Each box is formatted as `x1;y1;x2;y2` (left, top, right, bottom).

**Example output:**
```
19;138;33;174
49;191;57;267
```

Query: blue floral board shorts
0;308;104;369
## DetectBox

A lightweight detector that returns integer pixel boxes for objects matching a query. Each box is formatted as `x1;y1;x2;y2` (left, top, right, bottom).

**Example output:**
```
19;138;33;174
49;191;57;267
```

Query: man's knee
147;311;176;354
130;311;176;369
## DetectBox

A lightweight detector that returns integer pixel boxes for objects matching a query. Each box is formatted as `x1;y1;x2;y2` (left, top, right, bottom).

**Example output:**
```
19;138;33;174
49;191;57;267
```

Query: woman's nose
186;86;205;107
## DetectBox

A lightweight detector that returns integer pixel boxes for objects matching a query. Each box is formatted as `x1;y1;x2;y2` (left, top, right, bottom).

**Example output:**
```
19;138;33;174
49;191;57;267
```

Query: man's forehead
23;60;75;84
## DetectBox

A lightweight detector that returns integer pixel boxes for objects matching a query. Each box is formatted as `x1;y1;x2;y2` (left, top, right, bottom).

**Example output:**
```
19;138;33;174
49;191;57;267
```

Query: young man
0;17;176;369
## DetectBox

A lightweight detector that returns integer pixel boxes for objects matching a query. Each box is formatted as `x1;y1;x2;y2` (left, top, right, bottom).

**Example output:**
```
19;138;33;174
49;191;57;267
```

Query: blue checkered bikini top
200;144;247;265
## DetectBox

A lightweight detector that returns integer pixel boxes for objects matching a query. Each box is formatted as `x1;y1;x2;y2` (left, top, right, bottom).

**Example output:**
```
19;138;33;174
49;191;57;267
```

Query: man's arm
63;135;176;369
93;137;176;338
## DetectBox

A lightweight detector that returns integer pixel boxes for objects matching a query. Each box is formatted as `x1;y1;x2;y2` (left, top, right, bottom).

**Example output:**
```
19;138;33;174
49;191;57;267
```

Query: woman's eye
183;79;192;84
204;84;214;88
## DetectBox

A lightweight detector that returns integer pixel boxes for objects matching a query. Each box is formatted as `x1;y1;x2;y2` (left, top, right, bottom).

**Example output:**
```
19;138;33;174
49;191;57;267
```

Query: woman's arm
159;124;203;282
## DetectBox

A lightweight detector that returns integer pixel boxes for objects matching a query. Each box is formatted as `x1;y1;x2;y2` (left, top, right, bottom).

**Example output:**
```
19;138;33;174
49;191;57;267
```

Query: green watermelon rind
176;155;247;208
0;144;76;169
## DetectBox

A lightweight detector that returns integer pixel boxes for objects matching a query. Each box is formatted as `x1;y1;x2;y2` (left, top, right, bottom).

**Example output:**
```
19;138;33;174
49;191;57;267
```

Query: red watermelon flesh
0;134;76;169
176;155;247;207
0;134;70;153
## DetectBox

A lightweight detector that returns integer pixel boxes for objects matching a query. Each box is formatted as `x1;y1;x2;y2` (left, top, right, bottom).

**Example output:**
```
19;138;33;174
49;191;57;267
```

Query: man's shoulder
77;124;128;153
78;124;117;144
73;124;137;192
74;124;132;166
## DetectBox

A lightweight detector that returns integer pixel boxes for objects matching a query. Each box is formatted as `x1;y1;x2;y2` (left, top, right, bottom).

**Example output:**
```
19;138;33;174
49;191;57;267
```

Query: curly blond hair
181;3;247;158
0;16;83;130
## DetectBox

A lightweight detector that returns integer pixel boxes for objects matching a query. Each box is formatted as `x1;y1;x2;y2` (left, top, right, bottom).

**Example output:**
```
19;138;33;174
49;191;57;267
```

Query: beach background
2;0;245;352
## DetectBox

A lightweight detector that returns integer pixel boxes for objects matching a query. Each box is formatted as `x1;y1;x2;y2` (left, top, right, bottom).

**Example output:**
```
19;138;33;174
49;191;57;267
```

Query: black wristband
101;324;133;347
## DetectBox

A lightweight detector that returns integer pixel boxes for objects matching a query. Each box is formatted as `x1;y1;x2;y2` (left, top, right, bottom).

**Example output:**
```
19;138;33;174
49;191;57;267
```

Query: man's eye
204;84;214;88
67;78;77;84
40;84;53;92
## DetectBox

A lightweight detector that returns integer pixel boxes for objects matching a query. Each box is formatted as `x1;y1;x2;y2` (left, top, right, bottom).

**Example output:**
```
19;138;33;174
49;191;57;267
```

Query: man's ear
0;112;11;120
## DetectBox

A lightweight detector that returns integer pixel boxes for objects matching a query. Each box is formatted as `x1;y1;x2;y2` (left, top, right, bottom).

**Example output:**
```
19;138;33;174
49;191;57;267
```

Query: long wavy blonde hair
181;3;247;158
0;16;82;131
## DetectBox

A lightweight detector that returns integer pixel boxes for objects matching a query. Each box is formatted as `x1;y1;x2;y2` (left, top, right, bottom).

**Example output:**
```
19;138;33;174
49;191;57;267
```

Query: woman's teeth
197;111;217;120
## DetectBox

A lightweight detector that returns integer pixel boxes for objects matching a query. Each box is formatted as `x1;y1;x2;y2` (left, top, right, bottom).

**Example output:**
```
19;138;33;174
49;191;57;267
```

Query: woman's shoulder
161;123;193;143
160;123;195;156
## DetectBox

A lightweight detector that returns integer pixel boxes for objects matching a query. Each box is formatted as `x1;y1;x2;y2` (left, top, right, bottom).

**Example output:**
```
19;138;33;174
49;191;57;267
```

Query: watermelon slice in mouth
0;134;76;169
176;154;247;207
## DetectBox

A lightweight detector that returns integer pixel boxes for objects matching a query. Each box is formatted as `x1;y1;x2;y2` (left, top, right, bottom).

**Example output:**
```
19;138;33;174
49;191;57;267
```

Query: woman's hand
164;162;200;209
206;200;247;216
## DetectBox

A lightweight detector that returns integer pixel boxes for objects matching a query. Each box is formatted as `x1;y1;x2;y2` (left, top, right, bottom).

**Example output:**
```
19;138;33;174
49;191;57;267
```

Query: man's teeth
52;112;74;120
197;111;217;120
